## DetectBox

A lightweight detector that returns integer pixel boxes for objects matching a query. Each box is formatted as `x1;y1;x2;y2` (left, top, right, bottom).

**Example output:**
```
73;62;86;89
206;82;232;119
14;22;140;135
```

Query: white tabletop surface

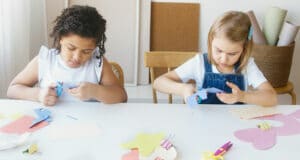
0;99;299;160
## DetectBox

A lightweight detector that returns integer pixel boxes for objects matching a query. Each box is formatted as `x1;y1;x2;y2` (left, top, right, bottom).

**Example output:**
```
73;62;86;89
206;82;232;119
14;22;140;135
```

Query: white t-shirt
38;46;103;101
175;53;267;90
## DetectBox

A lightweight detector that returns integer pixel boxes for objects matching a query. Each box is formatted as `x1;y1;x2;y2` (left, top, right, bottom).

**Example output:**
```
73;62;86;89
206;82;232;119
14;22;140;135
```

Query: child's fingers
216;93;235;104
226;81;240;91
47;96;58;106
48;89;57;96
48;82;57;89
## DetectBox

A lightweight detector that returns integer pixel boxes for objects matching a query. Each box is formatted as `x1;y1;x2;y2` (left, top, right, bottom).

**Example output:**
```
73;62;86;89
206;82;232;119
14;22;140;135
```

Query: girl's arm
240;81;277;106
217;81;277;107
7;56;40;101
81;57;127;103
153;71;195;101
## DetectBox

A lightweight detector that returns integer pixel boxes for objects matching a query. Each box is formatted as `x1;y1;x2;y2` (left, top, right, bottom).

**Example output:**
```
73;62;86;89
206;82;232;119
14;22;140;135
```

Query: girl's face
211;35;244;73
59;34;97;68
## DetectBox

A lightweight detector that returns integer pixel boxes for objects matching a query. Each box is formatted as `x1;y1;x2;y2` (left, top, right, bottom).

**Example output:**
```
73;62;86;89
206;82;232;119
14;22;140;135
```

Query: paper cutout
187;87;224;107
234;109;300;150
0;112;24;120
122;133;165;157
0;115;48;134
30;108;52;128
47;124;101;140
0;132;31;150
235;128;277;150
229;106;280;119
122;149;139;160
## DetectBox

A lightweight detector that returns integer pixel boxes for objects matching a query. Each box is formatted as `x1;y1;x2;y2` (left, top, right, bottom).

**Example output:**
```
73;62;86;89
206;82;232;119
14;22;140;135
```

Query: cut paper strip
229;106;280;119
122;149;139;160
0;115;48;134
263;6;287;45
234;128;277;150
47;124;101;140
277;21;299;46
247;10;267;44
122;133;165;157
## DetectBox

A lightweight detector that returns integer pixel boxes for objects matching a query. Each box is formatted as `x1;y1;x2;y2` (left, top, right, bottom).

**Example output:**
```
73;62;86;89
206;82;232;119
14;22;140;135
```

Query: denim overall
201;54;245;104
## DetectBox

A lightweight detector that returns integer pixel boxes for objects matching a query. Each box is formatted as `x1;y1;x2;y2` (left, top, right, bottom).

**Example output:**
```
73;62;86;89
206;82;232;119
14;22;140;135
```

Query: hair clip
248;26;253;40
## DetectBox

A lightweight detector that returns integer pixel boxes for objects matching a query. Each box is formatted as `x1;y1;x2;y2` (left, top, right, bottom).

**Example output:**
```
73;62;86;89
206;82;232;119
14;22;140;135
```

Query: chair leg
152;88;157;103
289;90;297;105
168;94;172;104
150;68;157;103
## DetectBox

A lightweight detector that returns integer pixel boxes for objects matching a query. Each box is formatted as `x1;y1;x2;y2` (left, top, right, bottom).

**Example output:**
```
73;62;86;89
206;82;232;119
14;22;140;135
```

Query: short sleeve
38;46;50;81
174;54;205;86
245;58;267;89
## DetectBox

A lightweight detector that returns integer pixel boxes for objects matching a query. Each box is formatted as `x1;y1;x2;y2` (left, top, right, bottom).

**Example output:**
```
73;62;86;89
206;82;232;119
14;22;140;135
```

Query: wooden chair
144;51;198;103
274;81;296;105
109;62;124;87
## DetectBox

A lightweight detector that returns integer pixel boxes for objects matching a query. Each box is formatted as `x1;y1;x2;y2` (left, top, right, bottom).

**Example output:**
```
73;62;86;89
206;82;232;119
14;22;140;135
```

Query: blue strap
203;53;212;72
203;53;240;73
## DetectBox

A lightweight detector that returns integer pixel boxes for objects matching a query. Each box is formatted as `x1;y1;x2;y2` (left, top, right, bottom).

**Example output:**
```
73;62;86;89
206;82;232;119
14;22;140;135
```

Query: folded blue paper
187;87;224;107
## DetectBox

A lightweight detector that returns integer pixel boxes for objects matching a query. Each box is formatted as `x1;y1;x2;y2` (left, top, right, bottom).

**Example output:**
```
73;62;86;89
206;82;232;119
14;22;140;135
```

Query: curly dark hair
50;5;106;63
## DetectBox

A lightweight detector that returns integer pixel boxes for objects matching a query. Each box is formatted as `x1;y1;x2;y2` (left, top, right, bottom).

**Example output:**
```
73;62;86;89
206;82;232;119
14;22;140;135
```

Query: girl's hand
38;83;58;106
68;82;95;101
182;83;196;103
216;81;245;104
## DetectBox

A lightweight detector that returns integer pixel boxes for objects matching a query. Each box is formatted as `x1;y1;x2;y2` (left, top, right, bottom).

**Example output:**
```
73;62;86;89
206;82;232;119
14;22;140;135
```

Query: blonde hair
207;11;253;73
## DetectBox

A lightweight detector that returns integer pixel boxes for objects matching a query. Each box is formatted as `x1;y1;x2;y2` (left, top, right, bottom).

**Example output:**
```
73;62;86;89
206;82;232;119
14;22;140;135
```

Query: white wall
149;0;300;104
29;0;48;59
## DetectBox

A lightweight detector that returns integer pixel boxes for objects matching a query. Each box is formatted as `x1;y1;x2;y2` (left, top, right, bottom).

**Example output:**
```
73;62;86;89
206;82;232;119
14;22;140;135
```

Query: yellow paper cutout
10;113;23;120
122;133;165;157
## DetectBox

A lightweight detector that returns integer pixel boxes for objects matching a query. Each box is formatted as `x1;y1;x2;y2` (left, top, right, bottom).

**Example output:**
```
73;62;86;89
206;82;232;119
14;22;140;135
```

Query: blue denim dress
201;54;245;104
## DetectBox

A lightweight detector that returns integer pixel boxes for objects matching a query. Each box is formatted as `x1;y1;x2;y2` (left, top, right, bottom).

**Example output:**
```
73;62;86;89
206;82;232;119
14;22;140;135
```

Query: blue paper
187;87;225;107
29;108;52;128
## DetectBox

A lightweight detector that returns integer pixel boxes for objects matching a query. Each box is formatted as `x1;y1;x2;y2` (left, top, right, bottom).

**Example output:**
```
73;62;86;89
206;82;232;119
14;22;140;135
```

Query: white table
0;99;299;160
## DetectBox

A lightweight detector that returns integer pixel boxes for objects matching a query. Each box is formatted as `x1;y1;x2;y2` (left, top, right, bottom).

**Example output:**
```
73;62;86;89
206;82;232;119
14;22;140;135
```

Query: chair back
144;51;198;103
110;62;124;87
